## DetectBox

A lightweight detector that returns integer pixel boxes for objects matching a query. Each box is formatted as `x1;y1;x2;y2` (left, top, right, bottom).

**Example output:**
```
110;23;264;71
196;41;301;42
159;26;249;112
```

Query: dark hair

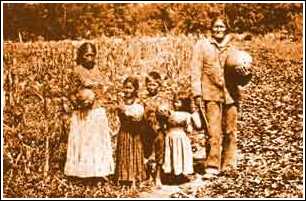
123;76;139;96
76;42;97;65
211;16;230;32
145;71;162;83
173;91;192;112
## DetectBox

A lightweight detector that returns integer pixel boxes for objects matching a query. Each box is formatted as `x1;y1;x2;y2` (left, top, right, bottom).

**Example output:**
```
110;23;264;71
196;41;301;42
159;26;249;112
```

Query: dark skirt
115;123;147;182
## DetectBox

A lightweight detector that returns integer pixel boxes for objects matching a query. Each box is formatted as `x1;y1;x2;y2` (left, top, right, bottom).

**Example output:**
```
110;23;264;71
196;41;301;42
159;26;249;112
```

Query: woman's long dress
64;107;114;177
163;111;194;176
115;103;147;182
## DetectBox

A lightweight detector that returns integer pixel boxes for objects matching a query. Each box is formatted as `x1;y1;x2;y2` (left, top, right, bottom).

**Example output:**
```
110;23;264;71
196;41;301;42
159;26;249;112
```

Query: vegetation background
2;2;304;198
3;3;303;41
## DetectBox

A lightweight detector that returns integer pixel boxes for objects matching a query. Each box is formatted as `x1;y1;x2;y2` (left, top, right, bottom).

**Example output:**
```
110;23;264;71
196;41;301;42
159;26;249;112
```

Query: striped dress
115;103;147;182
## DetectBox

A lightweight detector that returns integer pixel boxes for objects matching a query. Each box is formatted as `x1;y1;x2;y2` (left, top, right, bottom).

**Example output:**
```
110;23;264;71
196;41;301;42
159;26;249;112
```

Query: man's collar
207;36;217;44
208;35;231;49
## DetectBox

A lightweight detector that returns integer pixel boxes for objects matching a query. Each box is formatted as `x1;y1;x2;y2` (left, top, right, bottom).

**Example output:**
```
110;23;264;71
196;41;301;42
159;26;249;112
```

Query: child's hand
185;124;193;134
191;111;202;130
111;130;118;138
118;104;126;112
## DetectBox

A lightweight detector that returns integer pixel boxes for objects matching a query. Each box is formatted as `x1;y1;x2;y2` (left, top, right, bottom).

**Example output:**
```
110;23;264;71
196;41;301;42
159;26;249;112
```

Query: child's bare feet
155;165;163;189
131;180;136;190
155;178;162;189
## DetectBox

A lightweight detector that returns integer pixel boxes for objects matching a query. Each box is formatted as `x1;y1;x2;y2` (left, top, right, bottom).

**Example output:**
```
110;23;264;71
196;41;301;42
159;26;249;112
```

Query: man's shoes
202;168;220;179
221;164;237;172
202;172;217;179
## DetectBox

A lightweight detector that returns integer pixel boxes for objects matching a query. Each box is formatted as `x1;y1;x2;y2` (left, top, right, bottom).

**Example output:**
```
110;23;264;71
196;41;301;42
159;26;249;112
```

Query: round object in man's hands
225;49;253;85
226;49;252;70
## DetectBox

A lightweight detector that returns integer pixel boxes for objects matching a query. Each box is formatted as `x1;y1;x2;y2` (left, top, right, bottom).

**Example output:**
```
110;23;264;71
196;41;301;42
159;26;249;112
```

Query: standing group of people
64;16;253;190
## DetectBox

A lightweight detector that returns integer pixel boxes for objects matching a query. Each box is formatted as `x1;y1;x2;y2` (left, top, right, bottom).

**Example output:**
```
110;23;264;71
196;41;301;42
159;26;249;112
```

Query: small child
64;88;114;179
160;93;194;183
115;76;147;189
142;71;168;188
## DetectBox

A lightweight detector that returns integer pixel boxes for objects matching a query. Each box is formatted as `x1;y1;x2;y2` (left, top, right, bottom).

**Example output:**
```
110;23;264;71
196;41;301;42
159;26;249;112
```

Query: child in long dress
160;93;194;183
115;76;147;189
64;88;114;179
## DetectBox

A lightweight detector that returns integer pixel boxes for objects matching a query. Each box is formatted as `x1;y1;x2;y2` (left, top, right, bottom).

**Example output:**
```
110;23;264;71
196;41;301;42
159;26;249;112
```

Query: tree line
3;3;303;41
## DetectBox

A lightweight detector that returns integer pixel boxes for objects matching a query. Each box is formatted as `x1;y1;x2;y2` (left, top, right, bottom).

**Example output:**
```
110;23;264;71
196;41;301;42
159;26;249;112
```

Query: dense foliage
3;3;303;41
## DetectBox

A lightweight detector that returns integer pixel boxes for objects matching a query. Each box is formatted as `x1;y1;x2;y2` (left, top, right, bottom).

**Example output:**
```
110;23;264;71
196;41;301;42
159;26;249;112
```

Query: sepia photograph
1;1;304;199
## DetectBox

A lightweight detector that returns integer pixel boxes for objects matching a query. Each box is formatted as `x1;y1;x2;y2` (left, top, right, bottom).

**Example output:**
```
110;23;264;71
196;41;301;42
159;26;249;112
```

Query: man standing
191;16;252;178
